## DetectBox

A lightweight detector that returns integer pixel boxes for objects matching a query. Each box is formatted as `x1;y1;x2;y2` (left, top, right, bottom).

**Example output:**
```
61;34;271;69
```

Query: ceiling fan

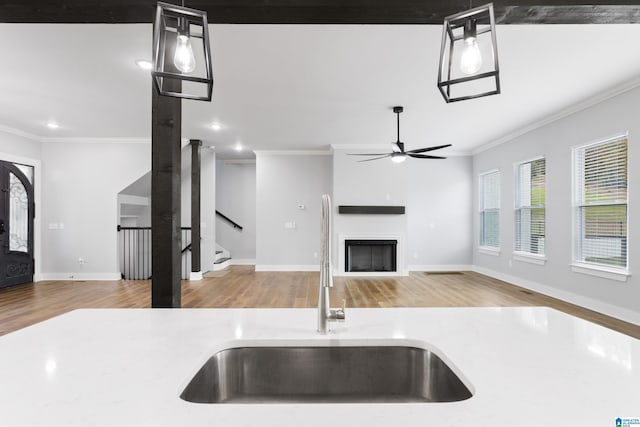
349;106;452;163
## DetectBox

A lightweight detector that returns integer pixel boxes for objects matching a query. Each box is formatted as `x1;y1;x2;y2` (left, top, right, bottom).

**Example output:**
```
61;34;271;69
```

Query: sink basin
180;346;472;403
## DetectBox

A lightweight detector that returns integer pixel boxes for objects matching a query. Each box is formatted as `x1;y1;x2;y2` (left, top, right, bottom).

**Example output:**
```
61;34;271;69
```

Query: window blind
480;171;500;248
574;137;628;269
515;158;546;255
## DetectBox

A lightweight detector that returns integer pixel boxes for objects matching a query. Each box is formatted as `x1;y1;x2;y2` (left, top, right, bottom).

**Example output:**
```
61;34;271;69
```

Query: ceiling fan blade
408;154;447;159
357;154;392;162
348;153;389;156
406;144;452;154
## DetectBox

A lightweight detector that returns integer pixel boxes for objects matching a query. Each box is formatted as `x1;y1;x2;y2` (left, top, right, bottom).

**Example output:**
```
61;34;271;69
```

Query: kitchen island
0;307;637;426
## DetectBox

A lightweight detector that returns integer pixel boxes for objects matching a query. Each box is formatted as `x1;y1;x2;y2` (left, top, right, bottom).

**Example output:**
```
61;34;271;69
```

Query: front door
0;161;34;288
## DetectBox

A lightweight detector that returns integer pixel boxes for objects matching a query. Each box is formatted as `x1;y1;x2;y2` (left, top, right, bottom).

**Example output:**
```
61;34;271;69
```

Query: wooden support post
151;79;182;308
190;139;202;276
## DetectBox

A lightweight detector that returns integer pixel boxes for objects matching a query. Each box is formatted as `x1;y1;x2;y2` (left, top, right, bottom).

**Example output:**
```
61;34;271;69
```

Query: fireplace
345;240;397;272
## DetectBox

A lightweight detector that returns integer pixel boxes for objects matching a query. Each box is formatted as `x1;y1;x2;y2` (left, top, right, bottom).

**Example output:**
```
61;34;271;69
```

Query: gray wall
41;141;150;279
408;156;473;269
473;85;640;322
256;153;332;269
215;160;256;262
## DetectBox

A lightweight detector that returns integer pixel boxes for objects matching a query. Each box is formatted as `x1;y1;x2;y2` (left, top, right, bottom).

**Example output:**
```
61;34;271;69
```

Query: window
515;158;546;256
574;136;628;270
480;170;500;249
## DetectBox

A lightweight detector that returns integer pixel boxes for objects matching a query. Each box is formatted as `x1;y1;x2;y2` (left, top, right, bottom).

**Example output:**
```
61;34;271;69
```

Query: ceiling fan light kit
348;106;451;163
152;1;213;102
437;3;500;103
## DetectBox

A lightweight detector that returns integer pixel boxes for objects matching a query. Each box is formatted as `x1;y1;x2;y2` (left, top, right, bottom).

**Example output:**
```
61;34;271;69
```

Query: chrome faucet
318;194;345;334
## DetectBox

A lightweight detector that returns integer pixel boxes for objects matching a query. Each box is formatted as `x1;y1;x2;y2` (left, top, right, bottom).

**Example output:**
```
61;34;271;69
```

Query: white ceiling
1;23;640;158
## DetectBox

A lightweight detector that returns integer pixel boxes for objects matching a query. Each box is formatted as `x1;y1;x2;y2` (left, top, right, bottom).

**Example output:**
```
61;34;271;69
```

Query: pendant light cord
396;110;400;143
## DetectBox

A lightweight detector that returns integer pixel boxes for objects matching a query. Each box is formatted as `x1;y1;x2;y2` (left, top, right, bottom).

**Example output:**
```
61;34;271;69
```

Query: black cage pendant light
152;1;213;101
437;3;500;103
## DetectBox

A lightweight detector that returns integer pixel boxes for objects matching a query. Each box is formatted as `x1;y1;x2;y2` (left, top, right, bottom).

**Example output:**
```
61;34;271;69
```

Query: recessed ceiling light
46;122;59;129
210;123;222;131
135;60;153;70
235;143;243;151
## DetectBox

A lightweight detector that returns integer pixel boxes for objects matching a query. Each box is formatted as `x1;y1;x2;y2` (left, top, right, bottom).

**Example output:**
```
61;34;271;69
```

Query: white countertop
0;307;638;426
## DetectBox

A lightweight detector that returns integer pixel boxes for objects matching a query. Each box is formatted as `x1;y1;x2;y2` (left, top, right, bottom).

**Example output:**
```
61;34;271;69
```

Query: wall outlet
508;259;512;267
313;252;318;258
78;257;85;265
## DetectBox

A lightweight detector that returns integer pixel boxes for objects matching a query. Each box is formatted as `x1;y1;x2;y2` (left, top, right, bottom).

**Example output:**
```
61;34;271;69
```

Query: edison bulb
174;34;196;74
460;37;482;75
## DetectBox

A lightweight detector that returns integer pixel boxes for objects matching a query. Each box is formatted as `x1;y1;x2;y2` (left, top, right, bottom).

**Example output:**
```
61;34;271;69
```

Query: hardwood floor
1;266;639;338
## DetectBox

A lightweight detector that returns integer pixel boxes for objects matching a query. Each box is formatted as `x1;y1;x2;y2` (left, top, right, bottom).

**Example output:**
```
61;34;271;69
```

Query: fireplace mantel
338;206;405;215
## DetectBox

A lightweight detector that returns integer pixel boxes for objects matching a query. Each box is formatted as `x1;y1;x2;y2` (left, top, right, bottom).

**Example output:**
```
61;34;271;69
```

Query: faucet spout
318;194;345;334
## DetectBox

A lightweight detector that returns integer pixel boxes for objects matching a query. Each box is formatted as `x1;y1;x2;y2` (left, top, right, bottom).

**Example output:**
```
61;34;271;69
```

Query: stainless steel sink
180;346;472;403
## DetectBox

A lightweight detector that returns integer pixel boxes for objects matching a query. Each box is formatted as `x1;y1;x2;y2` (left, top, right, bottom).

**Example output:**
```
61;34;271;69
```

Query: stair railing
215;210;243;230
117;226;192;280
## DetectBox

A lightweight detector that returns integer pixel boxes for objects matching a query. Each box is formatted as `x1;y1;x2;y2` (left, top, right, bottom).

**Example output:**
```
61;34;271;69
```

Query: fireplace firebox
345;240;397;272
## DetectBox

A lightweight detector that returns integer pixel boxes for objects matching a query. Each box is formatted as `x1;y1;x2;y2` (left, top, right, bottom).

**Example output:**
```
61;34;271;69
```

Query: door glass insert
14;163;33;184
9;172;29;252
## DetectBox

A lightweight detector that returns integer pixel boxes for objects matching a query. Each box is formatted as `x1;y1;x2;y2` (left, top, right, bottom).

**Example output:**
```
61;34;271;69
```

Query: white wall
407;156;473;270
41;141;150;279
215;160;256;262
473;85;640;324
256;153;332;270
332;149;408;274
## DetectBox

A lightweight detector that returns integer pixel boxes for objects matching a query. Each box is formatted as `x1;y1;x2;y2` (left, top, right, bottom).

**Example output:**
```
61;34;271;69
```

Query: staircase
213;246;232;271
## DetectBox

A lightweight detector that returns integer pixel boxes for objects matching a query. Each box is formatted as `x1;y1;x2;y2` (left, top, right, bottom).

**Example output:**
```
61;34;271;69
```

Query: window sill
478;246;500;256
571;263;630;282
513;252;547;265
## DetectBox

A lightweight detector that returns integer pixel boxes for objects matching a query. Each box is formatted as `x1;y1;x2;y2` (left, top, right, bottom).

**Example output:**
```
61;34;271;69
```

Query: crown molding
330;144;390;151
331;144;470;156
0;124;41;141
472;76;640;155
40;137;151;144
254;150;332;156
0;124;156;144
223;159;256;164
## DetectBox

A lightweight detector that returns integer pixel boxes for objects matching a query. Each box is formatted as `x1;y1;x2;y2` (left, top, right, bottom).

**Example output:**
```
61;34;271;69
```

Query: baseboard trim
189;271;203;281
333;270;409;277
255;265;319;272
231;259;256;265
409;264;473;272
472;265;640;326
38;273;122;281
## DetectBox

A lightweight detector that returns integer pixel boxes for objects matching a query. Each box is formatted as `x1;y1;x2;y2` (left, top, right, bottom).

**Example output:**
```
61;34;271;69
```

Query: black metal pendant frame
437;3;500;103
152;2;213;102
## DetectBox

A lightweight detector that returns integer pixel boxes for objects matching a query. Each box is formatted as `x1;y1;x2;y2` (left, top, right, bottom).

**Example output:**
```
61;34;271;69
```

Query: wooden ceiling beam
1;1;640;24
